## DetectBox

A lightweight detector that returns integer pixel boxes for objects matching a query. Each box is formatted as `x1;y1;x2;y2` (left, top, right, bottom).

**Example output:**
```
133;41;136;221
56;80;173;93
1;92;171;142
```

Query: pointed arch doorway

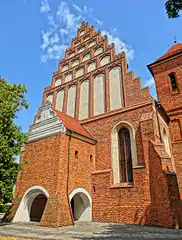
13;186;49;223
69;188;92;222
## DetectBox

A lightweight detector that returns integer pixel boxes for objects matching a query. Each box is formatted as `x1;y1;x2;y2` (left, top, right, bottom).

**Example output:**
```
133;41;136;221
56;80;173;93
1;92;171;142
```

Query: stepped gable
50;21;115;87
42;21;152;122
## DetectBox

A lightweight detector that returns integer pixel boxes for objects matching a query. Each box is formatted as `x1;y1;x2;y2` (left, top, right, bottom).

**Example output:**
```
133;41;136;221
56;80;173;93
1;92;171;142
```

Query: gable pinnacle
174;36;177;44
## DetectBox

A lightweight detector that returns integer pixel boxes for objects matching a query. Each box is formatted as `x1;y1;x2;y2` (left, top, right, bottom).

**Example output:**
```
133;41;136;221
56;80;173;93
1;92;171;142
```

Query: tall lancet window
169;73;178;91
118;128;133;183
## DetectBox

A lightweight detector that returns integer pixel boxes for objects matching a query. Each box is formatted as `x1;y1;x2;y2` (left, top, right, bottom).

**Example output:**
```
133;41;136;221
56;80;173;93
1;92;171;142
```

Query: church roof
53;108;93;139
150;43;182;65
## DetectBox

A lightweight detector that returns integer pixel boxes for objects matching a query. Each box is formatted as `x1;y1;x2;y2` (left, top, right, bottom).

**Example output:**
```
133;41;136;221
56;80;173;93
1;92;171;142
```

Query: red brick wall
81;100;178;227
68;136;95;196
83;103;153;170
150;56;182;112
15;134;73;227
150;54;182;201
83;104;152;224
15;133;95;227
16;135;63;197
171;141;182;197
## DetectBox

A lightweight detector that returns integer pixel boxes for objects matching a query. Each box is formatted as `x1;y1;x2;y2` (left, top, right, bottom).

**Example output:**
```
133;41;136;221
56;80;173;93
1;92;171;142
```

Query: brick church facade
9;22;182;228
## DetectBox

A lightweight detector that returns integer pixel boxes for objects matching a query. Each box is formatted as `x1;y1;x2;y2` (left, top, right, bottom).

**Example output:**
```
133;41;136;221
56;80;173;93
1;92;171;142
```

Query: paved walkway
0;221;182;239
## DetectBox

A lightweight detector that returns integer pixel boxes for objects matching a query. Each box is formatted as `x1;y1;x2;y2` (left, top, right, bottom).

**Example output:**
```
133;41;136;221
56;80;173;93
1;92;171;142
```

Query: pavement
0;221;182;239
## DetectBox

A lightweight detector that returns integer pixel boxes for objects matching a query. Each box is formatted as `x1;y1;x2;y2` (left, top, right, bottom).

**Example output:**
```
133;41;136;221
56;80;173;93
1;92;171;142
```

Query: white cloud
60;28;69;36
102;30;134;60
96;19;103;25
48;44;68;59
145;78;155;87
41;30;51;50
41;44;68;63
56;1;79;31
48;16;57;29
40;2;134;63
50;33;59;44
40;0;50;13
72;4;81;12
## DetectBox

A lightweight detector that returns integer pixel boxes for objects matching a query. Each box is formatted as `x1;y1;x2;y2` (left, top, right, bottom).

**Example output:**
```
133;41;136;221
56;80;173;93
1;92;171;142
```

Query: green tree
165;0;182;18
0;78;28;203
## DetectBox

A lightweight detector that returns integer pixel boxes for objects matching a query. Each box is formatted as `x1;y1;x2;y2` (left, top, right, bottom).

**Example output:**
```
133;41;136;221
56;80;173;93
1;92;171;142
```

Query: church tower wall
148;44;182;198
10;23;182;228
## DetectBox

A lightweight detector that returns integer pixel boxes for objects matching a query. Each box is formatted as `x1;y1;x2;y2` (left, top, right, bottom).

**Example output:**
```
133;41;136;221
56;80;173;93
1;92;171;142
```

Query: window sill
110;182;134;189
133;165;145;169
172;89;180;95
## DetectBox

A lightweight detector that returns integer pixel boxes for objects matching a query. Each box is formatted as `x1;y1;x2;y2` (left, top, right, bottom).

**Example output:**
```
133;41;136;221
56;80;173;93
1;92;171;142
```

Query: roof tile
154;43;182;64
53;108;93;139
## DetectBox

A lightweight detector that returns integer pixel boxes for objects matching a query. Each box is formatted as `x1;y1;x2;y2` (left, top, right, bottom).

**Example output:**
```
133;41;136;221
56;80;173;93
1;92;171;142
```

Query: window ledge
172;89;180;95
110;182;134;189
133;165;145;169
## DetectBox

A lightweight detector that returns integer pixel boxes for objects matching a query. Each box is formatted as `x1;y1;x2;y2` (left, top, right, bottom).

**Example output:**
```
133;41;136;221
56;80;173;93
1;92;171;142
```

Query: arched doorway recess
69;188;92;221
30;193;47;222
13;186;49;223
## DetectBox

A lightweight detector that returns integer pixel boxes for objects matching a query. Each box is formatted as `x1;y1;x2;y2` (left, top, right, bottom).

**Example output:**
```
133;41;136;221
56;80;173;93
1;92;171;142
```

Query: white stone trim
153;106;168;127
13;186;49;223
28;103;66;142
69;188;92;221
111;121;137;184
163;128;171;157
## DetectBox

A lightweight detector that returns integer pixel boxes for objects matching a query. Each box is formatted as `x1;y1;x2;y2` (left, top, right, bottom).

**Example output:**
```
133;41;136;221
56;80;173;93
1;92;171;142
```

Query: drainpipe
156;101;162;142
66;130;74;224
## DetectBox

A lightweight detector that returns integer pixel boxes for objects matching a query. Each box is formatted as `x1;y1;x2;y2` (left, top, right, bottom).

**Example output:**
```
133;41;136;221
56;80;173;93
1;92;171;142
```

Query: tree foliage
0;78;28;203
165;0;182;18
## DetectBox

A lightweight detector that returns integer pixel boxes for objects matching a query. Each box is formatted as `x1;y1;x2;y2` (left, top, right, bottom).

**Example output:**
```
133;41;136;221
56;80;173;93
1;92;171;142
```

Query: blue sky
0;0;181;133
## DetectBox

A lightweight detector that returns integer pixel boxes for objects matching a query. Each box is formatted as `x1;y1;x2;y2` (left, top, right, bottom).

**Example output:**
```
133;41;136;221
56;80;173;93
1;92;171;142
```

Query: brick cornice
80;101;153;124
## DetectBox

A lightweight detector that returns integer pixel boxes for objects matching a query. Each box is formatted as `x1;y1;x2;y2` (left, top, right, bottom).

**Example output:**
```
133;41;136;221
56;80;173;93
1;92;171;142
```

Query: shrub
0;204;9;213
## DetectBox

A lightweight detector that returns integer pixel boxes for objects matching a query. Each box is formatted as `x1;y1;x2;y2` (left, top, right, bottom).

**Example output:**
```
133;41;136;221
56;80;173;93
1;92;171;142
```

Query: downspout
66;131;74;225
156;101;162;142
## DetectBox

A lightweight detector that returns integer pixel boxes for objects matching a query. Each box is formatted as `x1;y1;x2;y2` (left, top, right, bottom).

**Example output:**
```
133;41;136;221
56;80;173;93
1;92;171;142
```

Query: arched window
94;47;103;56
72;59;79;67
61;64;68;72
55;78;62;87
68;52;74;59
78;47;85;53
169;73;178;90
87;62;96;72
65;73;72;82
76;68;84;78
80;30;85;36
118;128;133;183
83;53;91;62
100;56;110;66
88;41;96;48
111;121;137;184
46;94;53;104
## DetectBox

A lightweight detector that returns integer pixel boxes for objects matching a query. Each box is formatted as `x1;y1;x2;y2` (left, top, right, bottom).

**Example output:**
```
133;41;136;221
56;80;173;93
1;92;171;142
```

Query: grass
0;237;37;240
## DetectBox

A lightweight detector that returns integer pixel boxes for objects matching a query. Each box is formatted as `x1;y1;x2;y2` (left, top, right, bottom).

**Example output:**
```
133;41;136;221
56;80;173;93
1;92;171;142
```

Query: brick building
10;22;182;228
